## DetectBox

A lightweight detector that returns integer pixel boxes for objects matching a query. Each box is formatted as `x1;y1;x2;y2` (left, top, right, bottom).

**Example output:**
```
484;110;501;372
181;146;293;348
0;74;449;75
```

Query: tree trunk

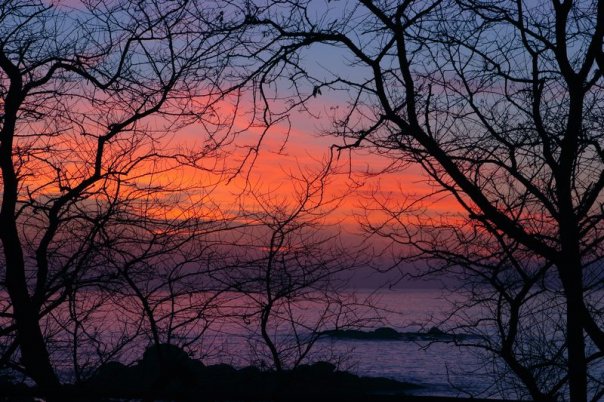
1;190;60;396
558;233;587;402
0;61;60;396
261;303;282;372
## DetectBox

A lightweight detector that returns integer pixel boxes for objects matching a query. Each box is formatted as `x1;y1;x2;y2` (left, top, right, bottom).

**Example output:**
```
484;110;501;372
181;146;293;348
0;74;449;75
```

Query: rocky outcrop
321;326;479;342
82;343;420;400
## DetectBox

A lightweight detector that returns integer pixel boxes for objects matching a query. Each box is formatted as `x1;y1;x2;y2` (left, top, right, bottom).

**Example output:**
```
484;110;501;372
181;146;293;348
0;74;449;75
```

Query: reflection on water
198;289;491;397
18;288;522;397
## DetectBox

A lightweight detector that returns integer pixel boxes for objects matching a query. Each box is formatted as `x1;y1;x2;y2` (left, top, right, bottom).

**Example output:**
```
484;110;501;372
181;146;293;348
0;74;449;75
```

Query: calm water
195;289;495;398
316;289;489;397
42;288;512;398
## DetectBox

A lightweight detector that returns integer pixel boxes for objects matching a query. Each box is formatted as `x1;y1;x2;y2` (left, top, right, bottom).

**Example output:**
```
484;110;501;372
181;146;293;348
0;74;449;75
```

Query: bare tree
234;0;604;400
55;176;232;385
361;195;571;400
0;0;249;396
211;167;371;372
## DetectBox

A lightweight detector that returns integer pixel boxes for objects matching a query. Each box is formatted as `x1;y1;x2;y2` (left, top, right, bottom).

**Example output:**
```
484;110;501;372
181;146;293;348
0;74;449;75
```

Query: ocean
185;288;500;398
40;287;546;398
315;289;490;397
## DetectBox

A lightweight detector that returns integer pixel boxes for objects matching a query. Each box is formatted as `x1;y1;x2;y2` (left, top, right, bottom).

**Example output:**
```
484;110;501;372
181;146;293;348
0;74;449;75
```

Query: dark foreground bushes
0;344;419;401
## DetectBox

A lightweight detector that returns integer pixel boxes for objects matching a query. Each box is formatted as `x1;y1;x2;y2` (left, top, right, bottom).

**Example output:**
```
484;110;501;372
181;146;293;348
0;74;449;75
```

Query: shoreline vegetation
320;327;480;342
0;344;418;401
0;343;522;402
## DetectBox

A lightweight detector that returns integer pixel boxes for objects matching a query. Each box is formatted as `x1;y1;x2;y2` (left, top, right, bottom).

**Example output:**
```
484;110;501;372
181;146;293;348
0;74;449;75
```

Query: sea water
315;289;490;397
31;287;566;398
189;288;501;398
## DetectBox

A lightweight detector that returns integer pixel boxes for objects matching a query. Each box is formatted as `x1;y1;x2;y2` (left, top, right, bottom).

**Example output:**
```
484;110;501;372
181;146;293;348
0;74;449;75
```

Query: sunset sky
170;85;464;230
47;0;463;229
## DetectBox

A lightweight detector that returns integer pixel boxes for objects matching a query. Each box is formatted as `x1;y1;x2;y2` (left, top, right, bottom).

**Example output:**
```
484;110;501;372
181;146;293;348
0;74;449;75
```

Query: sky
26;0;467;287
173;95;462;220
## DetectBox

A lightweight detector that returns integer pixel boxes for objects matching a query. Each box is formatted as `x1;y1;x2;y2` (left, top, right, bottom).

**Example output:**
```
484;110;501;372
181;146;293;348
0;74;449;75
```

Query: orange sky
15;78;464;239
169;102;465;231
30;0;465;235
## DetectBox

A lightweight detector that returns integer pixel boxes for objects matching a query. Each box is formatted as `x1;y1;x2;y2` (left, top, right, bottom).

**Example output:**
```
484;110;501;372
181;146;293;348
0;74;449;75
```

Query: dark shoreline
0;388;530;402
320;326;481;342
0;343;526;401
0;385;529;402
